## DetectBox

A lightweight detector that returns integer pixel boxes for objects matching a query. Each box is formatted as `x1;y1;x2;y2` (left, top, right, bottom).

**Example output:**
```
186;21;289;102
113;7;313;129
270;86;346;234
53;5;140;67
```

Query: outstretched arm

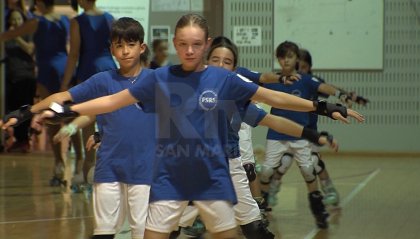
52;115;95;143
0;19;38;42
70;89;137;115
251;86;365;123
258;113;338;151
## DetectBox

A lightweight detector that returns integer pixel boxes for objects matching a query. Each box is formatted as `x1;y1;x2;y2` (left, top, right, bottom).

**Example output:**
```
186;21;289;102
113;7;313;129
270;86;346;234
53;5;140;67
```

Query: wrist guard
93;132;101;144
2;105;33;127
302;127;334;146
45;102;80;124
302;127;321;145
313;100;347;119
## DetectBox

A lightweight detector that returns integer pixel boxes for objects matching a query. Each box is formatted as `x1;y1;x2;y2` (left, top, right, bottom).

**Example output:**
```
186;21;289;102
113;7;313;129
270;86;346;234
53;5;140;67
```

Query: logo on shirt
291;89;302;97
199;90;218;111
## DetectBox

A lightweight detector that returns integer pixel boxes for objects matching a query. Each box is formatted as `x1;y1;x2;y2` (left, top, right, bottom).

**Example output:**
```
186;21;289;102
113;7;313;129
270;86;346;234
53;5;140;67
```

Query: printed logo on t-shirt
199;90;218;111
291;89;302;97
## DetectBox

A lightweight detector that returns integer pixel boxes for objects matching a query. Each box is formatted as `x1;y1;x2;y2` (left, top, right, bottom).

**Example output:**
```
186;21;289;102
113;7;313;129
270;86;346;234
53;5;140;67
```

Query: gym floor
0;152;419;239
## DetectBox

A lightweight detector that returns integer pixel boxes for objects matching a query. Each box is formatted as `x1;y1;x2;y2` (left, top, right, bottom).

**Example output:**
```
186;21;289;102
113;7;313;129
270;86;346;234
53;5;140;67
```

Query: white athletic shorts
310;142;321;154
264;139;312;168
238;123;256;165
178;157;261;227
93;182;150;239
146;200;236;234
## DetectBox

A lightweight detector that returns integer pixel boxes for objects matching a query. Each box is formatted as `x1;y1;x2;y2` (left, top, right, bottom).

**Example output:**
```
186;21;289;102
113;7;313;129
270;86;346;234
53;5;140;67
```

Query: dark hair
111;17;145;44
42;0;55;8
299;48;313;74
140;45;150;65
207;36;239;67
175;13;209;39
6;10;27;30
152;39;167;52
211;36;233;46
275;41;299;59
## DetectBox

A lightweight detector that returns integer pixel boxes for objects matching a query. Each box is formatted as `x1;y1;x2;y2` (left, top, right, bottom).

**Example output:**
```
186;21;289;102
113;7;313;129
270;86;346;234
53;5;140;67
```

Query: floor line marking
0;215;93;225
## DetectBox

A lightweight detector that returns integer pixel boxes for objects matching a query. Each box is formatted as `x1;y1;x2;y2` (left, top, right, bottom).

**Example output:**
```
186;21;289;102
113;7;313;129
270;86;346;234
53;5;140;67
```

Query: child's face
299;60;311;74
154;41;169;60
173;25;210;71
207;47;235;71
9;11;24;28
110;39;145;69
277;51;298;73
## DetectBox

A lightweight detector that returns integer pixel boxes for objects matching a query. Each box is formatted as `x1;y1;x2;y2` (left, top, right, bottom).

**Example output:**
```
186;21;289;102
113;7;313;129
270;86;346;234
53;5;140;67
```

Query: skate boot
322;184;340;206
254;196;272;227
50;163;67;187
182;217;206;238
80;183;93;200
70;173;84;193
267;179;281;207
309;191;329;229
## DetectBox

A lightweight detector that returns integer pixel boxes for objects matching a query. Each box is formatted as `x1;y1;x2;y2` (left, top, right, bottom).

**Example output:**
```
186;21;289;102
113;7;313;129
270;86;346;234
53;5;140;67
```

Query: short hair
111;17;145;44
207;36;239;67
276;41;299;58
42;0;55;8
140;45;150;65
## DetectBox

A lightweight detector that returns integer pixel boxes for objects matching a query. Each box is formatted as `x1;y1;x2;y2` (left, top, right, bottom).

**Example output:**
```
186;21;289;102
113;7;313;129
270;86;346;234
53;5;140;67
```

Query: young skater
0;0;71;186
2;14;364;239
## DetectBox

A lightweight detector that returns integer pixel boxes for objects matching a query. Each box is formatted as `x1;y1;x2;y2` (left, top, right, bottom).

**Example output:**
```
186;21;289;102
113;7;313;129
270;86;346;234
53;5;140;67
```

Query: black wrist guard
93;132;101;144
2;105;33;127
45;102;80;124
313;100;347;119
320;131;334;145
302;127;321;145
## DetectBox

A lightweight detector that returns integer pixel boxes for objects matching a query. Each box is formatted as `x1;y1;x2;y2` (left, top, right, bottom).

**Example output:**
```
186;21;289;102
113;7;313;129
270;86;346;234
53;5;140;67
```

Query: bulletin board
273;0;384;70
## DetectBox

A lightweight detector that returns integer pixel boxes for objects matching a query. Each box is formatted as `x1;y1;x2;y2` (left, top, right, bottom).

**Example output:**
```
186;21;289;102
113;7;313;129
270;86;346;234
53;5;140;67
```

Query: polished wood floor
1;151;419;239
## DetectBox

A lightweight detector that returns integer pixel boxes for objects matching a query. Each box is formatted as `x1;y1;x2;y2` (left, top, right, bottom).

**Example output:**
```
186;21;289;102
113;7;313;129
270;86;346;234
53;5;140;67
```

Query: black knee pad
240;220;275;239
91;235;114;239
169;228;181;239
312;152;326;174
243;163;257;182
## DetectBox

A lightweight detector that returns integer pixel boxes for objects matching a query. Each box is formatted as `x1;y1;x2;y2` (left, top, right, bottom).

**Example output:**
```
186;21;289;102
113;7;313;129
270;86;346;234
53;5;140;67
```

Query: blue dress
33;15;69;93
75;12;116;82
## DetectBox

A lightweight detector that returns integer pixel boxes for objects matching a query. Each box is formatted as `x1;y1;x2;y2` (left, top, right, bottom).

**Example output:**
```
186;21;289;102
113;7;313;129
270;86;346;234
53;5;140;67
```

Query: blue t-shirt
128;65;259;203
226;103;267;159
308;75;328;130
69;69;155;184
264;73;321;141
235;66;261;84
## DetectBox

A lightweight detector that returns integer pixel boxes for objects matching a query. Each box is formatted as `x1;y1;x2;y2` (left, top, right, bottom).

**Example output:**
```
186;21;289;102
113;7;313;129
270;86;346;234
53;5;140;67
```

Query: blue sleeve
307;76;322;95
240;103;267;127
228;73;259;108
128;71;157;113
68;75;102;103
236;66;262;84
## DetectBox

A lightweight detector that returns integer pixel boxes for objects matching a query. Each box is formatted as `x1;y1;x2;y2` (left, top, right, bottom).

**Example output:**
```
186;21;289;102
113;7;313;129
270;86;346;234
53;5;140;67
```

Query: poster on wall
93;0;150;41
233;26;262;47
151;26;170;42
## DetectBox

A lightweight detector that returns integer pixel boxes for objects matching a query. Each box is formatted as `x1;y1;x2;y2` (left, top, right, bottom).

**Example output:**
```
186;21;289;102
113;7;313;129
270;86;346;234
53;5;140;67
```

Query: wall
224;0;420;152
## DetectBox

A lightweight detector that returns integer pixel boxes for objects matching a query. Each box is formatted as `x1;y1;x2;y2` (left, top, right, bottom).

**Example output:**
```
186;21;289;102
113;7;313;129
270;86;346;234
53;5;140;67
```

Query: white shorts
93;182;150;239
178;157;261;227
238;123;256;165
264;139;312;168
310;142;321;153
229;157;261;225
146;200;236;234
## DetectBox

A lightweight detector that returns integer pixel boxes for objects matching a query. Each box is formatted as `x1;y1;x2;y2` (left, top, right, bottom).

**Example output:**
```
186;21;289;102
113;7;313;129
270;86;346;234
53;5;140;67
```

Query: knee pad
277;153;293;175
91;235;114;239
240;220;275;239
299;164;316;183
243;163;257;182
312;152;325;174
259;165;274;184
169;229;181;239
